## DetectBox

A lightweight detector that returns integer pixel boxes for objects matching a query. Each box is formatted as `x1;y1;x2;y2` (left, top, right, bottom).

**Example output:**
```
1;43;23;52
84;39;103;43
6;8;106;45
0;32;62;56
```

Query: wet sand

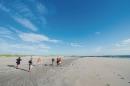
0;57;130;86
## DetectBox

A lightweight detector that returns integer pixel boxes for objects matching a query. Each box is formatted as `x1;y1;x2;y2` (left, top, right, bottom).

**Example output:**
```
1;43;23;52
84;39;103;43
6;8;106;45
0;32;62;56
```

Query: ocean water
77;56;130;59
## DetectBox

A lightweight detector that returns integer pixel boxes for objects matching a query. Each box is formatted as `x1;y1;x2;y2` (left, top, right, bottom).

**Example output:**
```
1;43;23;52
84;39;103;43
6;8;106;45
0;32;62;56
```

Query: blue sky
0;0;130;55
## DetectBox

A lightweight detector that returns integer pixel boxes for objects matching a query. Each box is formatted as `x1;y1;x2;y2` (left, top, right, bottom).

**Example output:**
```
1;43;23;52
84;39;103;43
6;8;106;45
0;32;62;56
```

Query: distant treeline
0;54;25;57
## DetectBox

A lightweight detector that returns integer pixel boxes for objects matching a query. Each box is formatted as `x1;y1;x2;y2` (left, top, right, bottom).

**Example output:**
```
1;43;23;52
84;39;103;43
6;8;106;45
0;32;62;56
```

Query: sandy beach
0;57;130;86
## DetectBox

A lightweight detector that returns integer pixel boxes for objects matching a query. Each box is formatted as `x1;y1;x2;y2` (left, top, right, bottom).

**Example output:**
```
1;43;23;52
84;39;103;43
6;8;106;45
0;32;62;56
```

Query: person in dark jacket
16;57;22;69
52;58;55;65
28;58;33;72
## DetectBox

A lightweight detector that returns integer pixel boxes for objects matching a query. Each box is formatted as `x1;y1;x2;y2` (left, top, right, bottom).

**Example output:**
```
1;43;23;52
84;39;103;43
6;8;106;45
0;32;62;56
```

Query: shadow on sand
44;64;62;67
44;64;58;66
7;65;29;72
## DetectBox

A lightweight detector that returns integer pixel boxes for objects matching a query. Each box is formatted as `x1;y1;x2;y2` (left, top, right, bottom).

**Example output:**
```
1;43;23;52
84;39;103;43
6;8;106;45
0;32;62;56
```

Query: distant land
70;55;130;58
0;54;130;58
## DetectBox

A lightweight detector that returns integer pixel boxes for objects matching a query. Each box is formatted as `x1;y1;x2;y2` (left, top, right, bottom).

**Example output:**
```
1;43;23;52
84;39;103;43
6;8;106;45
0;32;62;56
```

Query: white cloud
0;27;13;35
49;39;61;43
122;39;130;45
0;27;16;40
14;17;37;31
0;42;50;55
95;32;101;35
90;39;130;55
70;43;82;47
37;3;46;14
1;35;15;40
113;39;130;51
0;31;51;55
95;46;102;52
19;33;49;42
0;0;47;31
19;33;60;43
0;3;38;31
0;4;10;12
115;39;130;47
112;48;130;51
9;26;22;33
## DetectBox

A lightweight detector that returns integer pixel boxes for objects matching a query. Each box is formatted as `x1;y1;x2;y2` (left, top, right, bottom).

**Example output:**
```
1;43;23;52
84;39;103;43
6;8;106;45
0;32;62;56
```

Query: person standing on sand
16;57;22;69
28;58;33;72
56;57;62;66
56;58;59;65
37;57;41;64
52;58;55;65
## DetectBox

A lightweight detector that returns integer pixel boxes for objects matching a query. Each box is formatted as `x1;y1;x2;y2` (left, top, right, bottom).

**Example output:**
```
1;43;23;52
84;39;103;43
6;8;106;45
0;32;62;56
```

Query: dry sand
0;57;130;86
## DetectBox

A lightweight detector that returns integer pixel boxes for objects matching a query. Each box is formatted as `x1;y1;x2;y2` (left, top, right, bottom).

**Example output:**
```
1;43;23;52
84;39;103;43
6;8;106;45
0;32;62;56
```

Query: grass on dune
0;54;20;58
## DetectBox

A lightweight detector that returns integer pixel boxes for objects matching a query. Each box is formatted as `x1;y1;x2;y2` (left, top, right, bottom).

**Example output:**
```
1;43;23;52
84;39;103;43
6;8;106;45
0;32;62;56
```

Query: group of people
16;57;33;72
51;57;62;66
16;57;63;72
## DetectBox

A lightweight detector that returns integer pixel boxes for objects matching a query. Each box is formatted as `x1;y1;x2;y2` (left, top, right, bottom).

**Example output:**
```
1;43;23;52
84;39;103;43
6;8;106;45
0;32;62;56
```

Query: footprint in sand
96;74;102;80
117;74;125;80
113;72;115;74
120;77;125;80
117;74;121;77
106;83;110;86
